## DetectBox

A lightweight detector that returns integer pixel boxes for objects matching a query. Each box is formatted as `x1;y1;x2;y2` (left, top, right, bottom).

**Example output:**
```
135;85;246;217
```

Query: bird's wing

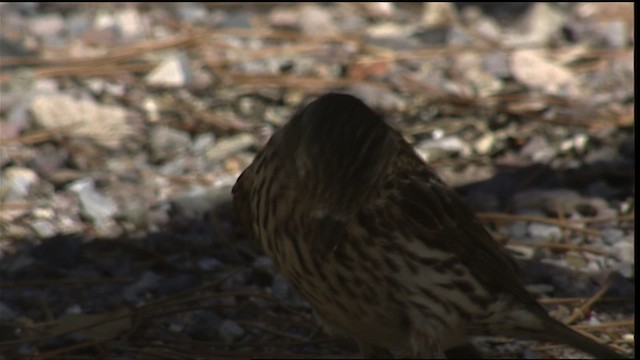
392;144;545;312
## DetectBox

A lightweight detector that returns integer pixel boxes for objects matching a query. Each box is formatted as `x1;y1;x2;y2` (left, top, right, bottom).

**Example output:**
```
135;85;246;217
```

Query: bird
232;93;627;359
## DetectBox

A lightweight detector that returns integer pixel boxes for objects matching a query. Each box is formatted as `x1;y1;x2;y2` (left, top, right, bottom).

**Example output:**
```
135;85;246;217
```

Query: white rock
30;94;131;149
1;167;39;200
299;4;337;35
146;53;192;88
612;240;634;264
511;49;579;97
115;7;146;39
29;14;65;37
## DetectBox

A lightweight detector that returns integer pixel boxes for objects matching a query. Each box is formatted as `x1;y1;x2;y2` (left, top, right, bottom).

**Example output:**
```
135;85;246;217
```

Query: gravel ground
0;3;634;359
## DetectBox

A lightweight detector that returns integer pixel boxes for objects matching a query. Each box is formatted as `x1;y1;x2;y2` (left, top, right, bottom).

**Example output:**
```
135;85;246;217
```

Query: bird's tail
497;306;628;359
541;316;628;359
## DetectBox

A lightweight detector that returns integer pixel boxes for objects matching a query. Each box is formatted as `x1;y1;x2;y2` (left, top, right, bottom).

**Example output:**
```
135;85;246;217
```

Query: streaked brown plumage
232;93;626;359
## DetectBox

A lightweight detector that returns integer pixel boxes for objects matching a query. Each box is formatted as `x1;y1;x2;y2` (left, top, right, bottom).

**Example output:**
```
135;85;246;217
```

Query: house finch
232;93;626;358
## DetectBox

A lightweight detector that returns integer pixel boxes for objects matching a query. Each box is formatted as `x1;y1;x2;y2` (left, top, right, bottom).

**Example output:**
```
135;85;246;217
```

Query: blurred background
0;2;634;358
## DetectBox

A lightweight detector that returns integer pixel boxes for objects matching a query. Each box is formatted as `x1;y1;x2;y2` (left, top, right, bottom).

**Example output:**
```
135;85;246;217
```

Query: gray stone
219;11;252;29
168;323;184;333
65;304;83;314
509;221;529;239
68;178;118;223
0;302;18;320
30;220;57;238
177;3;210;23
271;273;301;304
158;157;190;176
528;222;562;242
218;319;245;343
520;135;556;162
617;262;634;279
253;256;276;275
66;13;92;37
220;271;249;292
204;134;254;163
170;185;230;220
594;20;628;48
584;147;618;163
0;35;36;58
149;125;192;163
123;271;160;303
197;257;223;271
601;229;625;245
192;133;216;156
